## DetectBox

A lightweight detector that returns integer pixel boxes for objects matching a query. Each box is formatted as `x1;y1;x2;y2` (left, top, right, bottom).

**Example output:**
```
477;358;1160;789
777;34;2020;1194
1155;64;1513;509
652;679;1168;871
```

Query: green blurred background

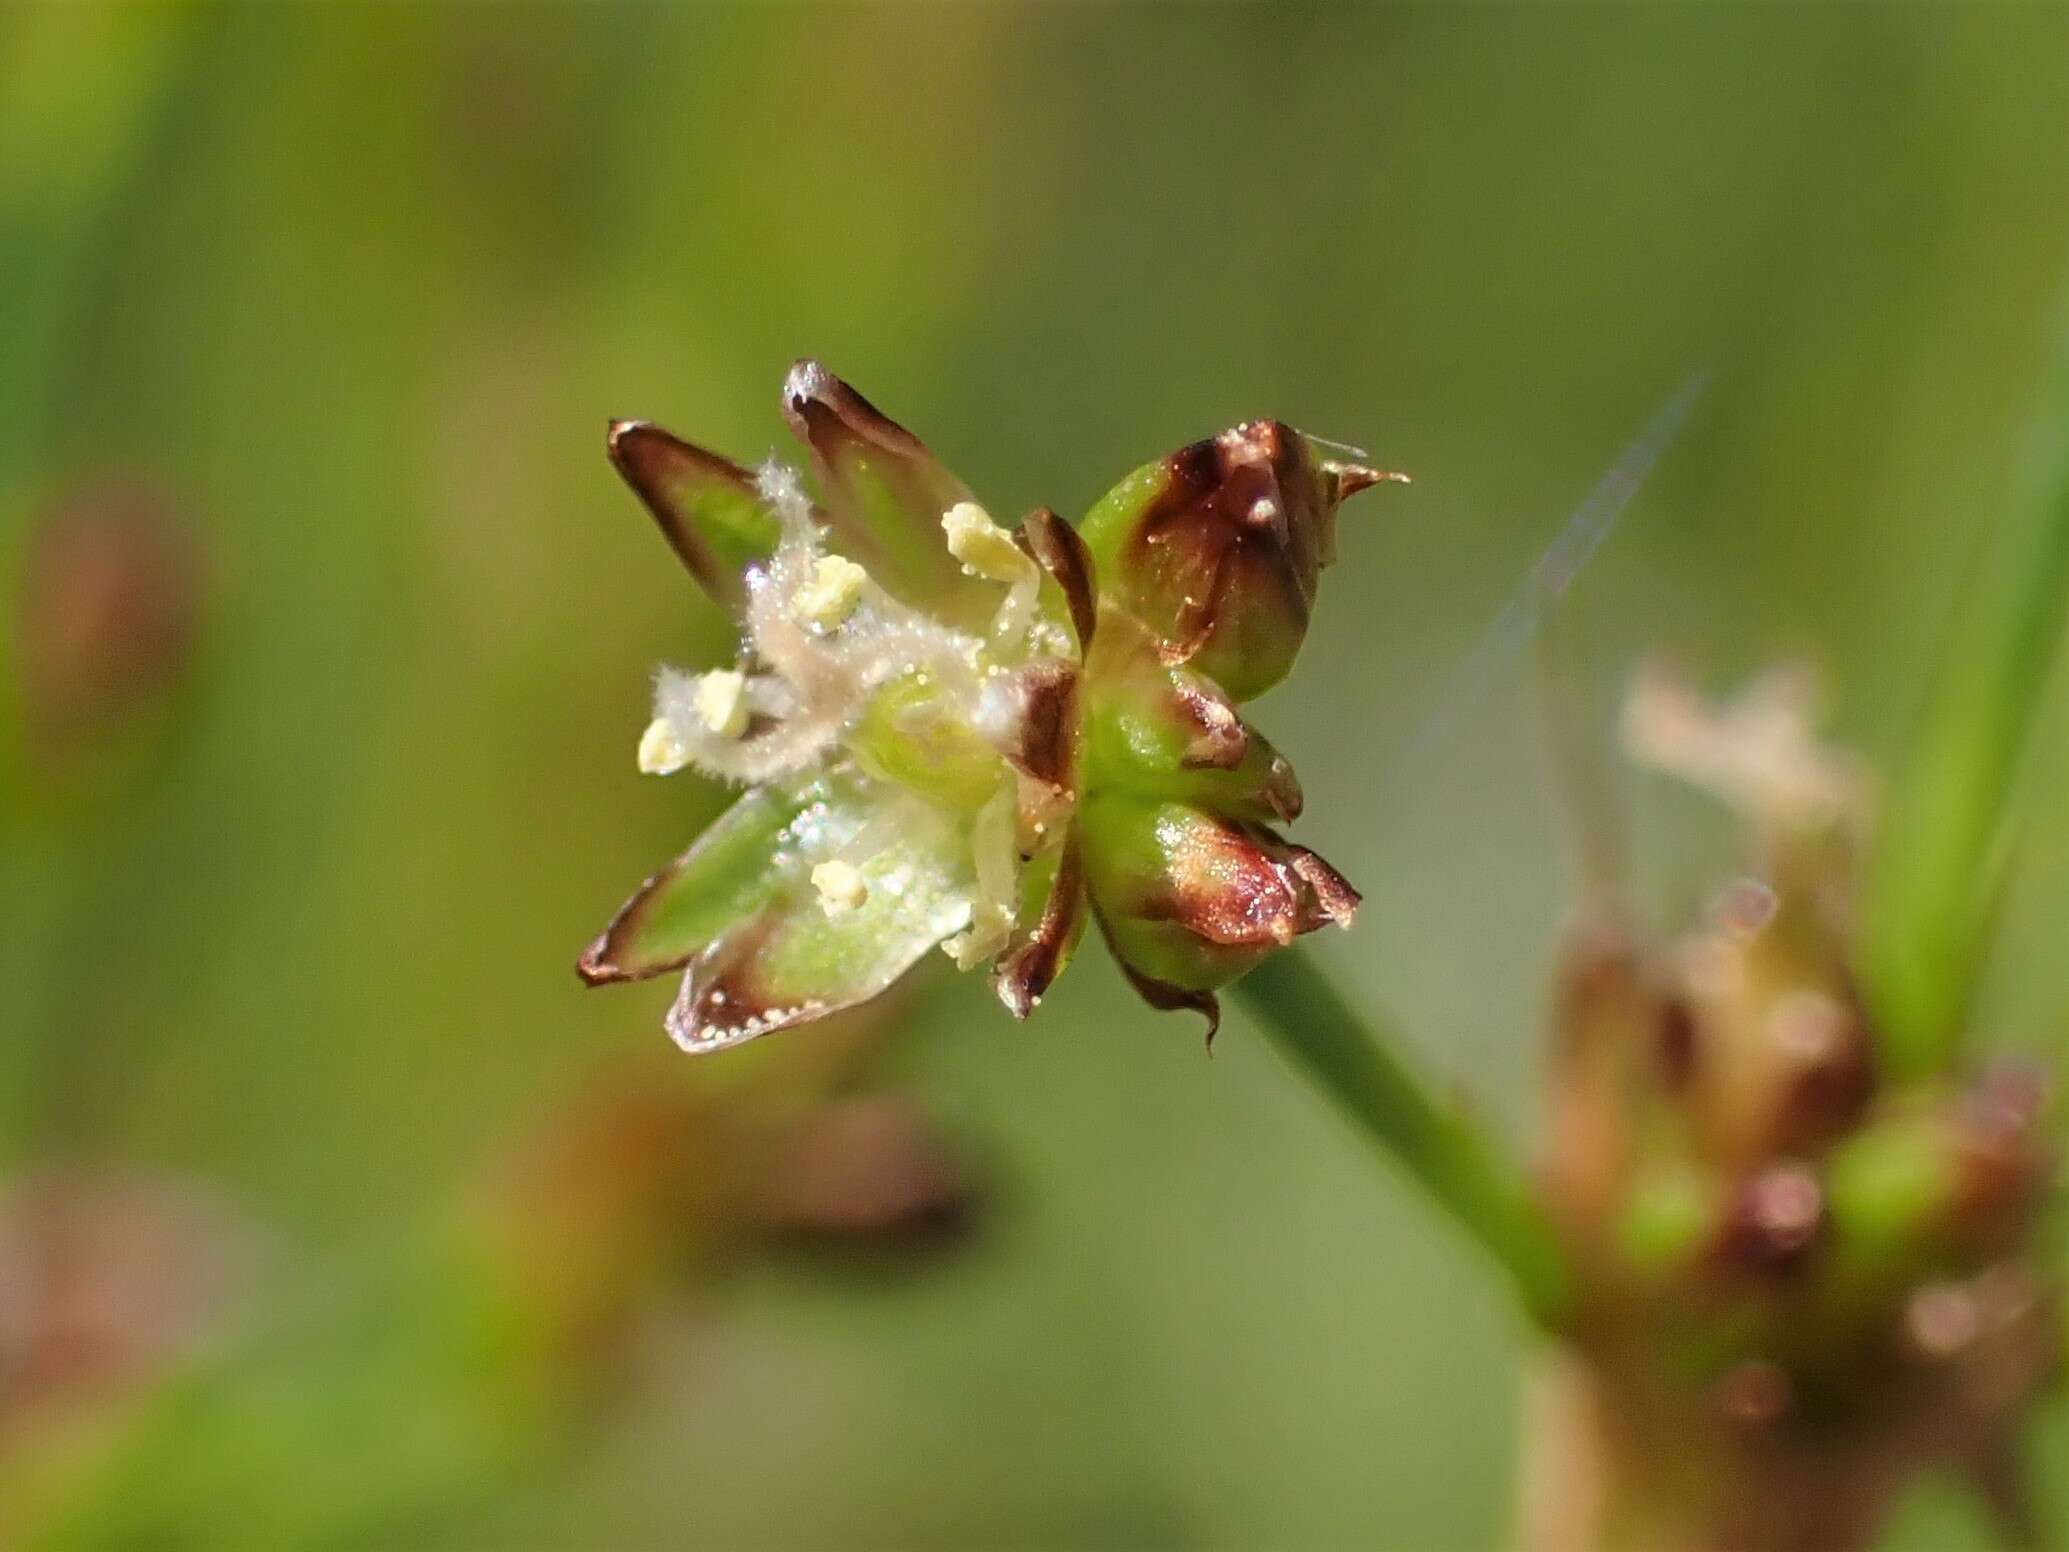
4;3;2069;1547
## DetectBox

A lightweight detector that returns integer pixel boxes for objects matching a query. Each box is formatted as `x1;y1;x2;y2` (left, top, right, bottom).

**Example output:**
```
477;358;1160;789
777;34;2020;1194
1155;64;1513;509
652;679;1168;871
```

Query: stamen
793;553;868;631
811;859;869;915
637;715;690;775
942;784;1019;967
942;501;1035;585
941;501;1043;650
692;669;750;738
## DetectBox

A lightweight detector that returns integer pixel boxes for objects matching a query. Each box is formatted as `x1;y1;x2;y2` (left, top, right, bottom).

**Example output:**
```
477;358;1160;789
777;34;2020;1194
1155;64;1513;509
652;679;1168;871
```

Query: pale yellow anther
692;669;750;738
811;859;869;915
792;553;867;630
942;501;1034;584
637;716;690;775
942;912;1010;969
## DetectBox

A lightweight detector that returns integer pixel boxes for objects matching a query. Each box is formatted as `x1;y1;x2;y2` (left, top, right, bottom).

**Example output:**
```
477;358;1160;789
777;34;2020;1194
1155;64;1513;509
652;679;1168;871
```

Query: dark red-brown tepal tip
994;833;1088;1020
1325;462;1411;503
575;936;620;987
781;360;931;460
1117;961;1223;1048
777;360;983;614
1284;844;1361;929
605;419;769;609
1018;507;1098;651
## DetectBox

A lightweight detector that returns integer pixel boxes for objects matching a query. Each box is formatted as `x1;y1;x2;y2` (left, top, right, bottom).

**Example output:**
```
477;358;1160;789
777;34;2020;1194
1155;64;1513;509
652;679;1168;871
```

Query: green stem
1232;946;1570;1327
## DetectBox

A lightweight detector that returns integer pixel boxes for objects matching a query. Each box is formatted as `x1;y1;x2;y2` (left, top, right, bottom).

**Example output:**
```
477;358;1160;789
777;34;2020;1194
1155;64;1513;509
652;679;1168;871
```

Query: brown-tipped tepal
606;420;785;611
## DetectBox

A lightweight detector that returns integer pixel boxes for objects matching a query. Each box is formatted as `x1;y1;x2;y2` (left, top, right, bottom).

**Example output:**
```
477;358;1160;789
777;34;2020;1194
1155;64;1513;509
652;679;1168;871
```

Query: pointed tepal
605;420;782;611
780;360;997;627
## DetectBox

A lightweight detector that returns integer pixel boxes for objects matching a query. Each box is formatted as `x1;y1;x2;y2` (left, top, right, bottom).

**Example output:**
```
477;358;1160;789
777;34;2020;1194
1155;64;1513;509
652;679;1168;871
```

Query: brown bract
1114;958;1226;1045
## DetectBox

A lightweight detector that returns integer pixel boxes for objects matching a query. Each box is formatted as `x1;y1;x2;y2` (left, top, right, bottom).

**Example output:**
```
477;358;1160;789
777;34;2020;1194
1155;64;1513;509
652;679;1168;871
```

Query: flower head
579;364;1400;1051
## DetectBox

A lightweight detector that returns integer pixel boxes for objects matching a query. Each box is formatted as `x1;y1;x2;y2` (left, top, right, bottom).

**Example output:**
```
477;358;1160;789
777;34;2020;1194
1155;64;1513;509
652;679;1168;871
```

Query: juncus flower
578;363;1401;1051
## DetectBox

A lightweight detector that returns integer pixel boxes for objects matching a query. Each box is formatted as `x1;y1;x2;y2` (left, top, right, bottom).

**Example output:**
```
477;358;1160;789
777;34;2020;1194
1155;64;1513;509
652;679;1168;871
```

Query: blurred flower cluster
1532;666;2059;1552
579;364;1399;1048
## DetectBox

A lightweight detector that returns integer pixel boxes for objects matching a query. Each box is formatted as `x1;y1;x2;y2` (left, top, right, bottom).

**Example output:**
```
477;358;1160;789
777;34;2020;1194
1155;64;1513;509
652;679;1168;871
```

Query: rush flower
1532;665;2058;1543
577;363;1400;1052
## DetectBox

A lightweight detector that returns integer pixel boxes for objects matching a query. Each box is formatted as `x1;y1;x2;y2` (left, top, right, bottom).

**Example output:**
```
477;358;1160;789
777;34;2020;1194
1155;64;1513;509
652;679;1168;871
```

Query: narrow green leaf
1862;347;2069;1079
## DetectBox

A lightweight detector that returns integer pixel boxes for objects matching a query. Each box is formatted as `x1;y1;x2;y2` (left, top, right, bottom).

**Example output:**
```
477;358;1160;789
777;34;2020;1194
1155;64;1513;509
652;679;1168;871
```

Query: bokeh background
5;4;2069;1547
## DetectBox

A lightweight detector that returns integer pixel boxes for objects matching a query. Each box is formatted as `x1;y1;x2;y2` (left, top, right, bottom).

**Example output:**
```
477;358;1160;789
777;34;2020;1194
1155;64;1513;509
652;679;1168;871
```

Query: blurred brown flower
15;486;201;763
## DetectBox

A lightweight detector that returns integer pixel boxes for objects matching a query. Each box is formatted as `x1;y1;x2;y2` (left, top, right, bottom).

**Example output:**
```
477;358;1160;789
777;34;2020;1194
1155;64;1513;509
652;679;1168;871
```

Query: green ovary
847;670;1008;814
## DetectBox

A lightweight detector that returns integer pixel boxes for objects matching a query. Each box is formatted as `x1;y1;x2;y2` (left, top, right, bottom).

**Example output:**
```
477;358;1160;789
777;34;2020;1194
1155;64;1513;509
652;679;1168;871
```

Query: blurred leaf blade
1862;337;2069;1079
0;0;198;485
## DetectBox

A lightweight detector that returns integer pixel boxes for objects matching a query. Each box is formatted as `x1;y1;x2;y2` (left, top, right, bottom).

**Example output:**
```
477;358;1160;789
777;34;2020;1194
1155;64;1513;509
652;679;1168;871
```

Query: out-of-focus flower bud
1942;1066;2053;1256
753;1095;972;1247
1822;1106;1969;1283
1541;921;1675;1250
0;1173;256;1432
1623;661;1871;902
1672;903;1874;1169
1533;663;2064;1537
1610;1159;1713;1283
1712;1161;1825;1277
16;486;200;761
1620;668;1878;1164
1077;420;1402;702
1077;793;1357;1032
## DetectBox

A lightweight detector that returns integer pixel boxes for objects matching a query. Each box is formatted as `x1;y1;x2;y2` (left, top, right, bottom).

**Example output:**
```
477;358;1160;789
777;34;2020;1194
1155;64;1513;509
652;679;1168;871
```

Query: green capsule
1077;793;1358;1001
1076;420;1401;702
847;669;1012;815
1081;605;1303;823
